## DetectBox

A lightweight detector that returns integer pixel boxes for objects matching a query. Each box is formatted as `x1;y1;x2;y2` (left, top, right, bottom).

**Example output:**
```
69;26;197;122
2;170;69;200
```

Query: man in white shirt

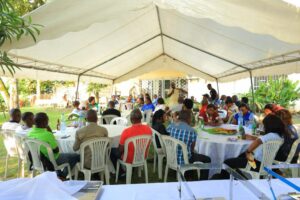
15;112;34;135
2;108;22;130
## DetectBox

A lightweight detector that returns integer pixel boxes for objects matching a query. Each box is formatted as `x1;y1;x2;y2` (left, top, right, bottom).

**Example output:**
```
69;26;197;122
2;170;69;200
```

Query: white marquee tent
2;0;300;86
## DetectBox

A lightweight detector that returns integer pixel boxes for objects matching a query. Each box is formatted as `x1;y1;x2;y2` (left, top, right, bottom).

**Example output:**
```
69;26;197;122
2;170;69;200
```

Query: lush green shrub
242;78;300;111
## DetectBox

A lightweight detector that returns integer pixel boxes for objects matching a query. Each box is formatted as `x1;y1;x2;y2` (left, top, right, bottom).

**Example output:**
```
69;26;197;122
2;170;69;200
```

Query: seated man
28;112;79;178
204;104;223;126
73;110;108;169
182;98;196;126
2;108;22;130
232;103;255;126
170;96;184;113
141;96;155;112
110;109;152;169
15;112;34;135
102;101;121;117
167;110;211;179
223;97;239;123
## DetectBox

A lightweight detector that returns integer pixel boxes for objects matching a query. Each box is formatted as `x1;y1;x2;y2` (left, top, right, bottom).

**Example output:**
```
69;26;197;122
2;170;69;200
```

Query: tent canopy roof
2;0;300;83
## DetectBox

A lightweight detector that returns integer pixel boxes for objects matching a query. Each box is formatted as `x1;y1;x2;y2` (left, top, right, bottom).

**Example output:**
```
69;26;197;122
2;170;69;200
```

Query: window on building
253;74;287;90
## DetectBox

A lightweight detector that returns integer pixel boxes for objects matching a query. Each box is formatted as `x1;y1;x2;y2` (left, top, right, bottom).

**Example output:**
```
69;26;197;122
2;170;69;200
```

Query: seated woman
223;97;238;123
152;109;169;148
87;96;99;111
199;98;208;121
68;100;81;120
204;104;222;126
232;103;255;126
154;97;166;113
212;114;284;179
275;109;299;163
141;96;155;112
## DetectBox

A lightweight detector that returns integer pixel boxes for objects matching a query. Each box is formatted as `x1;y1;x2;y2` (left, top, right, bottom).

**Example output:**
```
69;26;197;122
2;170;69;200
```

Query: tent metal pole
249;70;255;112
216;78;220;96
75;75;81;100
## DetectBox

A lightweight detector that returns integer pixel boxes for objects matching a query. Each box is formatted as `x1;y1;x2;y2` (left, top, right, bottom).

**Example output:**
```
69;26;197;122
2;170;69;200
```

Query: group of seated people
1;90;299;181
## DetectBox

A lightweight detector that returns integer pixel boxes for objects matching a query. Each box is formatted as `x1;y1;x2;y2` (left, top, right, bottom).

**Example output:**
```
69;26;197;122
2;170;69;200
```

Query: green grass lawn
0;106;178;183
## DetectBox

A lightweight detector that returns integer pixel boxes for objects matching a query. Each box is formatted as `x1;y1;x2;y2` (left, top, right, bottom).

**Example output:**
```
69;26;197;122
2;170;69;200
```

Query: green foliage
0;0;42;75
8;0;46;16
242;77;300;111
87;83;108;93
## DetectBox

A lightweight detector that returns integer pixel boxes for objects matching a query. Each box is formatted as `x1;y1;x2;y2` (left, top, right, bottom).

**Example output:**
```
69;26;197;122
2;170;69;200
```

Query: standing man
207;84;218;104
167;82;187;108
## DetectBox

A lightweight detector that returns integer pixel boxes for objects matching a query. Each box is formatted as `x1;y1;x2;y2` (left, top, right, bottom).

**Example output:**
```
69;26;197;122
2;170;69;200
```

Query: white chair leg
197;169;200;180
291;168;299;178
126;165;132;184
21;160;25;178
74;166;79;180
83;171;91;181
153;152;157;173
105;167;110;185
67;165;72;180
144;162;148;183
115;161;120;183
17;159;21;178
138;167;142;177
4;154;9;179
100;172;104;181
164;165;169;182
158;155;164;179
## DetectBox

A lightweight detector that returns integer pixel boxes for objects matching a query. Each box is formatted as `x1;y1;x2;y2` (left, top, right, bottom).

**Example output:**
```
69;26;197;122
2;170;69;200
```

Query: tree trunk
9;78;19;108
36;79;41;100
0;77;10;109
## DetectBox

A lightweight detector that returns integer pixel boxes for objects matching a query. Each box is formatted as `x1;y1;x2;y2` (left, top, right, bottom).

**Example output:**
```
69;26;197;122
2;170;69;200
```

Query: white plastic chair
26;139;72;179
2;130;26;179
162;135;201;182
143;110;152;125
110;117;128;126
274;138;300;177
14;134;29;178
115;135;152;184
74;138;111;184
152;129;166;179
241;140;283;179
100;115;118;125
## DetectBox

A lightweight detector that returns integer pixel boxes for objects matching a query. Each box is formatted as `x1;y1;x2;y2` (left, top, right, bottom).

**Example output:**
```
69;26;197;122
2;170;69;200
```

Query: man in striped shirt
167;110;211;179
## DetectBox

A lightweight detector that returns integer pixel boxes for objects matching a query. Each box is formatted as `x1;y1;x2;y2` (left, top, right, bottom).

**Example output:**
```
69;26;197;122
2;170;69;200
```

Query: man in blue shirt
141;96;155;112
233;103;254;126
167;110;211;179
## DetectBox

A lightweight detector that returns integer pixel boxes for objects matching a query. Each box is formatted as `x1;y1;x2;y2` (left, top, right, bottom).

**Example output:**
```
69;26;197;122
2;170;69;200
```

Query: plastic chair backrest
15;134;28;160
256;140;283;173
2;129;18;157
152;129;166;154
110;117;128;126
123;135;152;165
100;115;118;124
79;138;111;170
285;138;300;163
143;110;152;125
25;139;58;172
162;135;189;169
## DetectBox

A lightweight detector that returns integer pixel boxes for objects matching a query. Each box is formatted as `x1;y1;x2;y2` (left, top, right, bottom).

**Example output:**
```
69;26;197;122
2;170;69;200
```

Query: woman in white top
212;114;284;179
15;112;34;135
154;97;166;113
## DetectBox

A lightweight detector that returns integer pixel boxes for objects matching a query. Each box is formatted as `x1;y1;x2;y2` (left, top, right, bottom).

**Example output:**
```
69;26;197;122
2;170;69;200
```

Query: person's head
22;112;34;128
157;97;165;105
34;112;49;128
178;110;192;125
9;108;21;123
262;114;285;137
275;109;293;126
145;96;152;104
178;96;184;104
108;101;115;109
152;109;167;125
86;109;98;123
232;95;238;103
241;97;249;104
207;83;212;90
171;82;176;89
191;96;195;101
239;103;250;115
88;96;95;104
264;104;274;116
220;95;227;101
130;109;143;124
137;97;144;105
225;97;234;107
73;100;80;109
202;94;209;100
183;98;193;110
206;104;217;116
153;94;158;99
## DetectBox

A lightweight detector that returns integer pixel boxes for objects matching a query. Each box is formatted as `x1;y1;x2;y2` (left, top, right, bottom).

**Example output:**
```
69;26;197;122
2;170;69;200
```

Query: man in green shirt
28;112;79;178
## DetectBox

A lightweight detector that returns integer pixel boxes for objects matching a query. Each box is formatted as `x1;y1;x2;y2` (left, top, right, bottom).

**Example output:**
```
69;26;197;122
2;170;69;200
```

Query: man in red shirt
110;109;152;172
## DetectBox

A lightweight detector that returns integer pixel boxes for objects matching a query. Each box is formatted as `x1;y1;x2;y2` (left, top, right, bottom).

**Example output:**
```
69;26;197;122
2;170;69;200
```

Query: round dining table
55;125;127;153
195;124;253;177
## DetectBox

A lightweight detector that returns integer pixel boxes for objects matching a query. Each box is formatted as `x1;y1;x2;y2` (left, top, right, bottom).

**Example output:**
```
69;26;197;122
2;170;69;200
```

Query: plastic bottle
60;113;66;134
199;117;204;130
237;112;244;129
78;114;85;128
248;114;256;135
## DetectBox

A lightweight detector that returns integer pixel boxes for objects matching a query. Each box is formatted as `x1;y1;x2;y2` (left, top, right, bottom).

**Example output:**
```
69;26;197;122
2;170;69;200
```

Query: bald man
73;109;108;168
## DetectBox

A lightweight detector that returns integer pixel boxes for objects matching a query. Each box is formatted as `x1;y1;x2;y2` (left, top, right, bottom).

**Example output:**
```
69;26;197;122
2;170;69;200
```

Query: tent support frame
249;70;256;112
75;75;81;100
216;78;220;96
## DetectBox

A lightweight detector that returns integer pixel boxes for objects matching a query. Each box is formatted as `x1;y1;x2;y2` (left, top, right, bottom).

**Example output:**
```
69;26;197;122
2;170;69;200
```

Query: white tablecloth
195;124;252;177
100;178;300;200
55;125;126;153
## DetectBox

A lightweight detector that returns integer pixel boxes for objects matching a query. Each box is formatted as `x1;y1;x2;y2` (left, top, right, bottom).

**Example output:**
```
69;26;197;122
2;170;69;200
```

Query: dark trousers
56;153;80;177
211;152;261;179
189;152;211;180
110;148;121;169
